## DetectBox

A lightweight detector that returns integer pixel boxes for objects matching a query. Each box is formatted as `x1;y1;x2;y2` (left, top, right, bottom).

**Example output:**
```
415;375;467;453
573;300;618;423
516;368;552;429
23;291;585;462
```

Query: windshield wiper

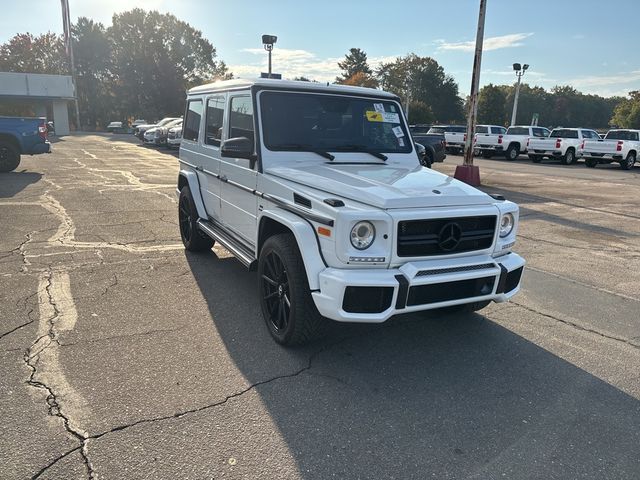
333;144;388;161
269;143;335;160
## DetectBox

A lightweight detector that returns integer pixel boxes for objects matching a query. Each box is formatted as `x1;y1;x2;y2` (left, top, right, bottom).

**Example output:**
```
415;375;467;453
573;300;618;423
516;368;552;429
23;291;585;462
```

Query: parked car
473;125;507;158
131;119;147;130
0;116;51;172
134;117;180;140
428;125;467;154
527;128;600;165
177;78;525;346
412;131;446;165
107;121;128;133
474;125;550;161
166;124;183;149
582;129;640;170
153;118;182;146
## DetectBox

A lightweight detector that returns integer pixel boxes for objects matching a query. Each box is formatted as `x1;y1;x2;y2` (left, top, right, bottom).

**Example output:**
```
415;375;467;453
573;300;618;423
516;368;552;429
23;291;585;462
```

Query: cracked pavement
1;134;639;479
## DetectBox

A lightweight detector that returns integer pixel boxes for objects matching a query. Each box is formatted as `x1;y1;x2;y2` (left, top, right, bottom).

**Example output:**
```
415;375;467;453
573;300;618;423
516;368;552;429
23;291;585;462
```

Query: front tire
620;152;636;170
421;150;434;168
178;186;214;251
0;142;20;172
258;234;327;346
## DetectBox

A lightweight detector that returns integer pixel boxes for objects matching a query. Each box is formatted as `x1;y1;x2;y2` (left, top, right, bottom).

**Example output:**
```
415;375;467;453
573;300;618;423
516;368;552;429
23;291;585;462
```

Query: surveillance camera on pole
510;62;529;126
262;34;277;79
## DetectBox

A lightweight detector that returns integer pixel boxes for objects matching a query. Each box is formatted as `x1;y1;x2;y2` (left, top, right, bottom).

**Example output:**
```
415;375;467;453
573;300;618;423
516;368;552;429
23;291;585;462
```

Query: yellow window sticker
366;111;384;122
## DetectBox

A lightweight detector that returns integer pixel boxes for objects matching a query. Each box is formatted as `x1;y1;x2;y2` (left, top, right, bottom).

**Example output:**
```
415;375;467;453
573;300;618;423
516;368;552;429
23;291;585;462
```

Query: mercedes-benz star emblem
438;222;463;251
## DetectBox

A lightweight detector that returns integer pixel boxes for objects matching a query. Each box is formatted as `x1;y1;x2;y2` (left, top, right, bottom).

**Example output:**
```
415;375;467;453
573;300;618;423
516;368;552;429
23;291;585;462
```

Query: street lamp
510;62;529;125
262;34;277;78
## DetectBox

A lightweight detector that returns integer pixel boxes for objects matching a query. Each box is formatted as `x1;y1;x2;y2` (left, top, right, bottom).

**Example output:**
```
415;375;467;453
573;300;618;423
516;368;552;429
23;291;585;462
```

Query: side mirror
221;137;254;159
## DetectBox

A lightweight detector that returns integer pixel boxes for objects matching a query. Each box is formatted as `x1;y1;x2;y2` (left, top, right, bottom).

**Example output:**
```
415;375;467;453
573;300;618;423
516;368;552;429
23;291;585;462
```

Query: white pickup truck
473;125;507;158
582;129;640;170
428;125;467;154
527;128;600;165
474;125;550;161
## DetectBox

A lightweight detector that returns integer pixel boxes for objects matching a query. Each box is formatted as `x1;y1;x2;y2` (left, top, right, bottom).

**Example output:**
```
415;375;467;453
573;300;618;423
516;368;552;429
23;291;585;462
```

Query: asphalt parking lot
1;134;639;480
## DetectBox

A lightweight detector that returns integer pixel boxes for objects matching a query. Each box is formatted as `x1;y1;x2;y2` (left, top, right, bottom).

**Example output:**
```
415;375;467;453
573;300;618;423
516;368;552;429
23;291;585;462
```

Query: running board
197;219;257;270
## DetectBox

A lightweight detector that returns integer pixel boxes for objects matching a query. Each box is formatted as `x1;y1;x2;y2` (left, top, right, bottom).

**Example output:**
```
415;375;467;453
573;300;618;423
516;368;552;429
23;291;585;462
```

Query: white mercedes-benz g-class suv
177;79;525;345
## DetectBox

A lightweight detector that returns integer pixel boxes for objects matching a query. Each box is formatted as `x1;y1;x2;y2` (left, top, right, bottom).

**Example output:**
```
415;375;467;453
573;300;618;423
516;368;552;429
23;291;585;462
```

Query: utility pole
510;63;528;125
60;0;81;130
454;0;486;186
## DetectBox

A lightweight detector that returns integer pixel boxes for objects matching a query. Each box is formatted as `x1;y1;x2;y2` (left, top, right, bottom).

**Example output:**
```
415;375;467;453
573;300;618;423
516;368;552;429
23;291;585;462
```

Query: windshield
260;91;411;154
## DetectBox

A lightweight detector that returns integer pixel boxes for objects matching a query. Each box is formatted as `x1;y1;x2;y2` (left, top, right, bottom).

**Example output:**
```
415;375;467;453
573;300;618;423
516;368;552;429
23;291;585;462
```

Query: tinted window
183;100;202;142
605;130;639;141
447;126;466;133
205;96;225;146
260;92;411;153
492;126;507;134
229;96;254;147
507;127;529;135
550;129;579;139
427;127;445;134
475;126;488;134
410;126;431;135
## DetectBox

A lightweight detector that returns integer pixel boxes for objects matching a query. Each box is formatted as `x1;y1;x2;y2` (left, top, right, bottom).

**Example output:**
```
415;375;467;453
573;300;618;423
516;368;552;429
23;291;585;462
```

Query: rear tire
178;186;214;251
258;233;327;346
421;150;434;168
505;144;519;161
0;141;20;172
529;155;542;163
482;152;493;159
585;158;598;168
620;152;636;170
562;149;576;165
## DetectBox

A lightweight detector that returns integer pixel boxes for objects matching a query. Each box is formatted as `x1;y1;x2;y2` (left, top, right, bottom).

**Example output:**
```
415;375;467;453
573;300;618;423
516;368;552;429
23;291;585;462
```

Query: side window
532;127;547;138
492;127;506;134
183;100;203;142
205;96;225;146
229;96;254;147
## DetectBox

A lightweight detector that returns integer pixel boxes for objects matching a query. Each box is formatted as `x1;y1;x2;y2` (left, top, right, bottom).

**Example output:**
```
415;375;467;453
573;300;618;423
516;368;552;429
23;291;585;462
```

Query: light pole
262;35;277;78
453;0;487;186
510;62;528;126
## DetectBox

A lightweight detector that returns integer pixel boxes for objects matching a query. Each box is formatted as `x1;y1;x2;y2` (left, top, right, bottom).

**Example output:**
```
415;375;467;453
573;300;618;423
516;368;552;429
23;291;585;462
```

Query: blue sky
1;0;638;98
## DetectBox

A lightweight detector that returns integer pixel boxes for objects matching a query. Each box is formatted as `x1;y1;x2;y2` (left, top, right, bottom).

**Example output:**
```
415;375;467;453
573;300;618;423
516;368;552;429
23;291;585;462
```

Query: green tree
407;100;434;124
336;48;372;84
72;18;112;128
477;84;507;125
610;91;640;128
377;54;464;123
0;32;68;74
107;9;230;121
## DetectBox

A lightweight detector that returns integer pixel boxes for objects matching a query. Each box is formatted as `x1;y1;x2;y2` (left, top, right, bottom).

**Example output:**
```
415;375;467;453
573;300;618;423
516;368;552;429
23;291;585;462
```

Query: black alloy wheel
178;186;214;251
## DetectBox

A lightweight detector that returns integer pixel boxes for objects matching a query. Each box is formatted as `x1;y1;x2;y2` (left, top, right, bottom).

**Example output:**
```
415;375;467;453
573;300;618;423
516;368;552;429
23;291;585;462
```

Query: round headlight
350;221;375;250
499;213;514;238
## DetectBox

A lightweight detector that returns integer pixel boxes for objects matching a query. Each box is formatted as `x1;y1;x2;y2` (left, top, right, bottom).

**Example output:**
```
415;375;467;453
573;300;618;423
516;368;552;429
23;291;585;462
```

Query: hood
266;162;493;209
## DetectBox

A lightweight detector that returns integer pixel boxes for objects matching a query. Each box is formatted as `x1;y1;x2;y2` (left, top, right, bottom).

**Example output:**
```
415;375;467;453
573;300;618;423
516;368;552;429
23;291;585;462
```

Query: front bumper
312;252;525;322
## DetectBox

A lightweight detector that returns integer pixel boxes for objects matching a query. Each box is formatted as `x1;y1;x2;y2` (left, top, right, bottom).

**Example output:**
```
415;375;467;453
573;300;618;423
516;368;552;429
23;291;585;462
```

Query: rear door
219;93;258;245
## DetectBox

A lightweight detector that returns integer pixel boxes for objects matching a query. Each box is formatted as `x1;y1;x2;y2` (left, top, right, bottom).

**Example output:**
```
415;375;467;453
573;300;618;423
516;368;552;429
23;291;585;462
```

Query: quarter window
183;100;203;142
229;96;254;147
205;96;225;146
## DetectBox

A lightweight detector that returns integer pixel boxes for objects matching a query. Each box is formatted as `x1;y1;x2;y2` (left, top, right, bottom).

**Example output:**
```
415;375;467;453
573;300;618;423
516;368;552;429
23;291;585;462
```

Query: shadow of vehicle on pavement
185;249;640;479
0;171;43;198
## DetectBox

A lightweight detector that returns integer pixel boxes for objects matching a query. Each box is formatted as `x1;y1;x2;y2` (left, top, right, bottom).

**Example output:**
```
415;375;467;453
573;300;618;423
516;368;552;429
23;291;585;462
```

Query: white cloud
436;33;534;52
229;49;398;82
568;70;640;88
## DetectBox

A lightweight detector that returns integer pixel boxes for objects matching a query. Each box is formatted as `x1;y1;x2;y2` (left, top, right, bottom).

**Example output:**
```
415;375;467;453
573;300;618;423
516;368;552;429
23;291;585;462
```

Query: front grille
415;263;496;277
168;131;176;139
397;216;496;257
406;276;495;307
